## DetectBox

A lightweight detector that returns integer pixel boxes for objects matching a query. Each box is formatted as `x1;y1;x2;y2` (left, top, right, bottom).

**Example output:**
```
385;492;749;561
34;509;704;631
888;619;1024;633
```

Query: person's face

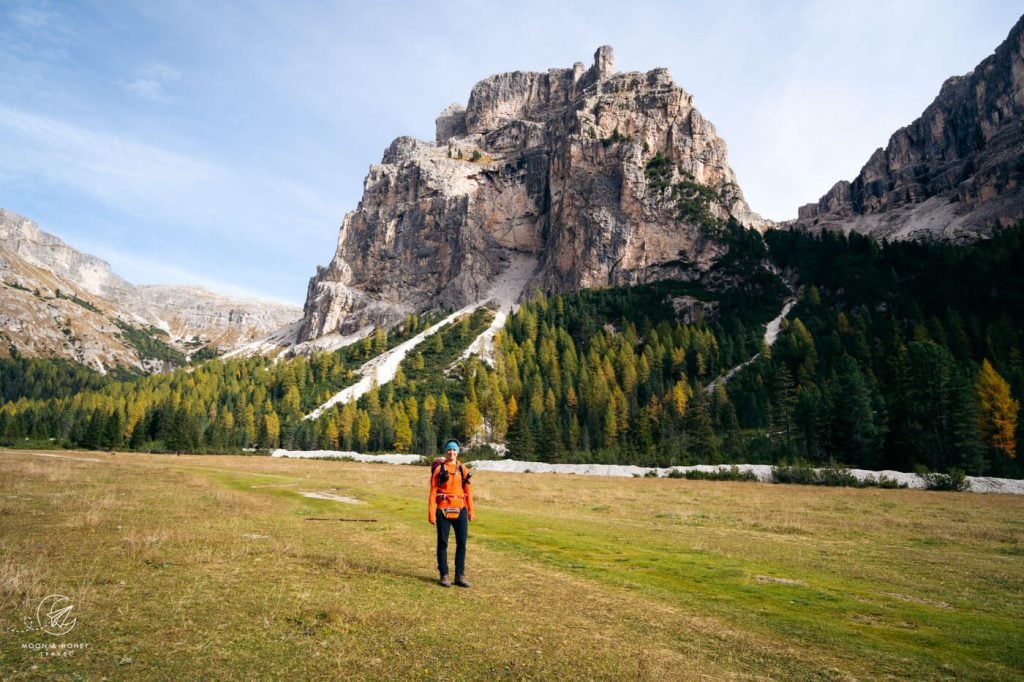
445;447;458;461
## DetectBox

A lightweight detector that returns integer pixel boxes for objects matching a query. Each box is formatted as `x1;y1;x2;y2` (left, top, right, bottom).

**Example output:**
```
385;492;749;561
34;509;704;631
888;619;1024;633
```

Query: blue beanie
444;439;460;453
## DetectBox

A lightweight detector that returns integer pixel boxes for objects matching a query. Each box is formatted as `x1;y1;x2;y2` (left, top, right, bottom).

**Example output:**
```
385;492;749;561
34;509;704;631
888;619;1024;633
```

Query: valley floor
2;449;1023;679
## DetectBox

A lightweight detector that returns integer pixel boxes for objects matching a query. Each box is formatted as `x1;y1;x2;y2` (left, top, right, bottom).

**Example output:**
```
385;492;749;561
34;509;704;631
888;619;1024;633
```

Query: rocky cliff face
790;15;1024;240
0;209;301;370
0;208;136;302
301;47;768;340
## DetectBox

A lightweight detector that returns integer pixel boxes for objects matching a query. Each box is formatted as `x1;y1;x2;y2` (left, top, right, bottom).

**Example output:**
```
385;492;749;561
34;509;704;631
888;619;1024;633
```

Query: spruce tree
829;355;879;467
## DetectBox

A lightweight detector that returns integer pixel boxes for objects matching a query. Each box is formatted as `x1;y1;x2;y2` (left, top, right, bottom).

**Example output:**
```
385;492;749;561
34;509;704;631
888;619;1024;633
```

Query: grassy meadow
1;449;1023;680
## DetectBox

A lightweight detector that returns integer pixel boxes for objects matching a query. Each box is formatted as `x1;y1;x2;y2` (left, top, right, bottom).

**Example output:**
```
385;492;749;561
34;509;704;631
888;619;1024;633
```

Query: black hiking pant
436;507;468;577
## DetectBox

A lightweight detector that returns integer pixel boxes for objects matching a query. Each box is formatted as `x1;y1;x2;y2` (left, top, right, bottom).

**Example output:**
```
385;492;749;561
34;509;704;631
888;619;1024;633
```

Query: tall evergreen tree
829;356;880;467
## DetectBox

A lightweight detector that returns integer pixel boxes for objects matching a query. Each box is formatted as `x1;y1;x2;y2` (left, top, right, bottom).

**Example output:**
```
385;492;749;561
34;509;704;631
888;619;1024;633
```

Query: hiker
428;439;475;588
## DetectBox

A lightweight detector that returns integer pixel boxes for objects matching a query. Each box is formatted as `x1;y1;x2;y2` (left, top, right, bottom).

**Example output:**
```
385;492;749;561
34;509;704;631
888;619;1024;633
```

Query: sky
1;1;1020;305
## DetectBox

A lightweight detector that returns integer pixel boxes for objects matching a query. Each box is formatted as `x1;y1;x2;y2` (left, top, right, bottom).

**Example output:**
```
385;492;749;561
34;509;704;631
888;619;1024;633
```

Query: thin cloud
124;62;181;102
0;105;218;205
0;104;341;250
125;78;170;102
69;237;304;307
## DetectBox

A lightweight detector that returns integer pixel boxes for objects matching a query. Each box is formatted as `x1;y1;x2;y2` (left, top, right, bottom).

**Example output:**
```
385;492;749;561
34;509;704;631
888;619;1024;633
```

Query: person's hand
469;512;476;522
428;517;436;525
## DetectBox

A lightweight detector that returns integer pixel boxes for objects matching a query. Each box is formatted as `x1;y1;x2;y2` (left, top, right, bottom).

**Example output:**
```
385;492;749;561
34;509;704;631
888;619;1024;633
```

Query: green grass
1;450;1023;679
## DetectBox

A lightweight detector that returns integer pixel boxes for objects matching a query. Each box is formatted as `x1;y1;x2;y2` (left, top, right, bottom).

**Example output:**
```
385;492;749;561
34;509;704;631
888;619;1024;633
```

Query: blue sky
1;1;1020;305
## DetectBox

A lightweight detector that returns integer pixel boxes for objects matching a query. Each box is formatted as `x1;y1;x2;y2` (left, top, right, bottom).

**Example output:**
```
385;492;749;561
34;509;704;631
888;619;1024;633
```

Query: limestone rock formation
790;15;1024;240
301;47;768;340
0;209;301;370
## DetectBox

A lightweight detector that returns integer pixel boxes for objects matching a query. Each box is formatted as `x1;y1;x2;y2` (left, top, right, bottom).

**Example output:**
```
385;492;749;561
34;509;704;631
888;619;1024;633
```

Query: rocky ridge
300;47;768;341
790;15;1024;240
0;209;301;371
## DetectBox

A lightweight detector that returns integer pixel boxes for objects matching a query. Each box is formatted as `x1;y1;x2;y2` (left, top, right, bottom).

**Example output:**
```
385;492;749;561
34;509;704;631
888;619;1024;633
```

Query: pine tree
417;407;437;456
685;388;718;463
670;380;690;417
102;409;124;449
770;363;797;442
507;410;535;460
829;355;880;467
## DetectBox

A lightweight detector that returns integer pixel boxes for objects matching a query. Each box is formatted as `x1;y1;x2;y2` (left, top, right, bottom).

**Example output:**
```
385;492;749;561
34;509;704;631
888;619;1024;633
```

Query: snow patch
302;305;480;420
268;450;1024;494
222;320;304;359
289;325;375;357
706;296;797;394
764;299;797;346
456;252;537;366
271;449;423;465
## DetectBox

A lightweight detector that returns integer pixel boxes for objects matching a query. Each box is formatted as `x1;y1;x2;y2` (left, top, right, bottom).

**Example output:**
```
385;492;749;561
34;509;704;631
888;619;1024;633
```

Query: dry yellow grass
1;449;1022;680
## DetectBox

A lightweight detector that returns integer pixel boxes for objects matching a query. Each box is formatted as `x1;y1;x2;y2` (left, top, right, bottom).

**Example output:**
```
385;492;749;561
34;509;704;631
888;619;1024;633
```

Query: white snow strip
221;320;304;359
287;325;375;357
706;297;797;394
763;299;797;346
456;252;537;366
268;450;1024;494
303;305;478;420
272;448;422;464
303;254;537;420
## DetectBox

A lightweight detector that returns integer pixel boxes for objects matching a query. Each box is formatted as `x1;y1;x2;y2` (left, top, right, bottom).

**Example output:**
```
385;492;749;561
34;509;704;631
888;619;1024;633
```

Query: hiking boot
439;575;452;588
454;574;471;588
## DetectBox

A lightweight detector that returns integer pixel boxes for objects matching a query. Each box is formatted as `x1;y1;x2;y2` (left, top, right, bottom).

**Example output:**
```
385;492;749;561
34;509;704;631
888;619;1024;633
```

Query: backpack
431;457;472;487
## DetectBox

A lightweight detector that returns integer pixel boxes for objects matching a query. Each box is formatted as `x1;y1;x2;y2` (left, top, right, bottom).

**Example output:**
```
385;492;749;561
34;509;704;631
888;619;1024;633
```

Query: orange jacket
428;460;474;523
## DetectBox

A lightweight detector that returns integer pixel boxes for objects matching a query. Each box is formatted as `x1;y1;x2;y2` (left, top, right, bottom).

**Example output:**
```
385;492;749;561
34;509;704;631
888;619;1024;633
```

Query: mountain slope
0;246;141;371
790;14;1024;240
0;209;301;371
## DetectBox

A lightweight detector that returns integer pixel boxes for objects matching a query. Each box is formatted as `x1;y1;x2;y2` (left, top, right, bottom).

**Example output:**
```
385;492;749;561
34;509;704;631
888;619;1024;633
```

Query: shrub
645;152;672;191
771;459;818;485
862;474;908;489
601;127;631;148
921;468;971;492
772;459;882;488
816;463;861;487
683;465;758;482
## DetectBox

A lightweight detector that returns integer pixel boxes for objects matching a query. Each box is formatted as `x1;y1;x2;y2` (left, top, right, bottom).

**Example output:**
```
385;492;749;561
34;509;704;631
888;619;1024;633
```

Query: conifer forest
2;226;1022;478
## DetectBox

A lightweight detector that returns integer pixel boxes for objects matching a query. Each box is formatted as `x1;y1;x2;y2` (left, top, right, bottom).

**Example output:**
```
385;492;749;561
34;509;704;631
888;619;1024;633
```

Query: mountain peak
300;48;767;342
790;14;1024;240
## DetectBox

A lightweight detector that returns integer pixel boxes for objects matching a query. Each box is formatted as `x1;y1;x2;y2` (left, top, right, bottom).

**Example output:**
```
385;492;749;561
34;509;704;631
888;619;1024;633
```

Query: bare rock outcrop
301;47;768;340
790;15;1024;240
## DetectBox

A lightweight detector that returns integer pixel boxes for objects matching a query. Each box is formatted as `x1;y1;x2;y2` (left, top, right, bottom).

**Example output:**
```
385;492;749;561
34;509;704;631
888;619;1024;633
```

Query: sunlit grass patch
1;449;1022;679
